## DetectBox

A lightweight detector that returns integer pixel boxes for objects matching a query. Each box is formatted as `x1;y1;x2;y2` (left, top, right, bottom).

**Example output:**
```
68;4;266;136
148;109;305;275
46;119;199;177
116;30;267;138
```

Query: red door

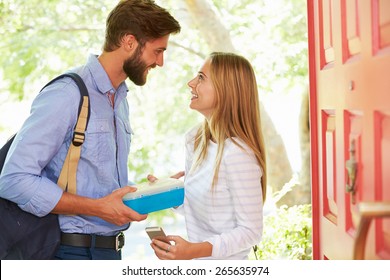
308;0;390;259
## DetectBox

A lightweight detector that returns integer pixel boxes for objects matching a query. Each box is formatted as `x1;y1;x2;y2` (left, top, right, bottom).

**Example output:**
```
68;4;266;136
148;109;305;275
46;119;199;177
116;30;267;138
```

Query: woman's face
187;58;216;119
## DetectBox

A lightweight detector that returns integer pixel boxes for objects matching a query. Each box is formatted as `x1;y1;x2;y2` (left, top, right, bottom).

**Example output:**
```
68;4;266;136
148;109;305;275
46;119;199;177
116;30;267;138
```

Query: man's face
123;35;170;86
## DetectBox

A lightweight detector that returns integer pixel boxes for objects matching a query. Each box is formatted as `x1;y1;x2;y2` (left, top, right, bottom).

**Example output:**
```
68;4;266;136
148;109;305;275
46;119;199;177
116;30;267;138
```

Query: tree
0;0;309;205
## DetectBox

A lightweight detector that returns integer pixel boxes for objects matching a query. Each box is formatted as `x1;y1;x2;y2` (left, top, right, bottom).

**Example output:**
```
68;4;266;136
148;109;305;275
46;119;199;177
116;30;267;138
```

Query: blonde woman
151;52;267;260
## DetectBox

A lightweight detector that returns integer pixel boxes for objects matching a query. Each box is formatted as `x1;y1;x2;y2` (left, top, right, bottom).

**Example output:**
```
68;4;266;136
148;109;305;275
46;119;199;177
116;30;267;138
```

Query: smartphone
145;226;170;244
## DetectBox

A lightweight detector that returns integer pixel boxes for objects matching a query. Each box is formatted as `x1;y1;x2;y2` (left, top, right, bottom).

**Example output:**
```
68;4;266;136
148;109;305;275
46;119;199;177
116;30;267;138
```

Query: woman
151;52;267;260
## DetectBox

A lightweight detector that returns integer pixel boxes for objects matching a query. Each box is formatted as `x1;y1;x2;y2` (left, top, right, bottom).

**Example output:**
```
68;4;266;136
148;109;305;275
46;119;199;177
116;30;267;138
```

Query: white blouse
180;127;264;260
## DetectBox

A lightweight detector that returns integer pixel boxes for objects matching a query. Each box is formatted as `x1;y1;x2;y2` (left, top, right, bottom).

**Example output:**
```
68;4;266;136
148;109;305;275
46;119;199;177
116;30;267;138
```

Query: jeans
54;245;122;260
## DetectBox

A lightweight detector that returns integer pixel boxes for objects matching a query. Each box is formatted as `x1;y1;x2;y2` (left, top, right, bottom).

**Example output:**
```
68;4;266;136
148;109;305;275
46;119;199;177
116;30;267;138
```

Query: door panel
342;0;361;59
308;0;390;259
322;110;337;222
377;0;390;49
374;112;390;258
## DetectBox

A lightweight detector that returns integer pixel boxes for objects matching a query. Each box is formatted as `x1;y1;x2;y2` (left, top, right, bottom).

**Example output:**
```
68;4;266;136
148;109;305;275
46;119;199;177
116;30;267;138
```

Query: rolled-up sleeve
0;79;79;217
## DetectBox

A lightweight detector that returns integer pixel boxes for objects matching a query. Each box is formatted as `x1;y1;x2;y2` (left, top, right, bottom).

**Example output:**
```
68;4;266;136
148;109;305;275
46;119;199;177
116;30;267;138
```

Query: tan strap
57;96;89;193
57;149;69;191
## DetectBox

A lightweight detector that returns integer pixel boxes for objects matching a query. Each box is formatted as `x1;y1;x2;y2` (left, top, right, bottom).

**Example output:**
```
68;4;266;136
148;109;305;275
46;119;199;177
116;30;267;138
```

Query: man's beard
123;46;153;86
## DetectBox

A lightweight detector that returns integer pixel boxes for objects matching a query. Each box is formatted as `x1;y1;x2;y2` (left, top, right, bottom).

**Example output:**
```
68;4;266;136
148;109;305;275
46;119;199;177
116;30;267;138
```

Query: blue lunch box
122;178;184;214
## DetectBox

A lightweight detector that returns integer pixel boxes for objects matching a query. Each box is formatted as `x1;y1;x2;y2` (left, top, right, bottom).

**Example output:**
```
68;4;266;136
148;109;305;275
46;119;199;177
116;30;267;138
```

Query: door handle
345;139;357;203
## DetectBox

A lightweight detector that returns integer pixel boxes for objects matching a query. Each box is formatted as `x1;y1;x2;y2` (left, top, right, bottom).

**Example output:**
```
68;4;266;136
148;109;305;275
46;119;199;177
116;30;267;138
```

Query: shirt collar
86;54;128;96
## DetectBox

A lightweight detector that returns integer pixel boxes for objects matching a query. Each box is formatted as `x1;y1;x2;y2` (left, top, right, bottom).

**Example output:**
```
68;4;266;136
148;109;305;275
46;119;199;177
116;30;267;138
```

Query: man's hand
97;186;148;225
53;186;147;226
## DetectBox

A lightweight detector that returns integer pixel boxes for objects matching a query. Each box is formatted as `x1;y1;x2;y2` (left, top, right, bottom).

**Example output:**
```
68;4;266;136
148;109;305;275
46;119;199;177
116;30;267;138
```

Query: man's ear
122;34;138;52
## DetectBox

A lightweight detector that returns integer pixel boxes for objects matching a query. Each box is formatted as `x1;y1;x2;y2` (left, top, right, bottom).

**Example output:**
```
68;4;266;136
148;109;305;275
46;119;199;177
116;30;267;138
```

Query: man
0;0;180;260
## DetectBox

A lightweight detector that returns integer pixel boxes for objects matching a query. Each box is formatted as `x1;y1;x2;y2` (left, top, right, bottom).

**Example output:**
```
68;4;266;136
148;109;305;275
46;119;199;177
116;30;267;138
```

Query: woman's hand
146;171;185;183
150;235;192;260
170;171;185;179
150;235;212;260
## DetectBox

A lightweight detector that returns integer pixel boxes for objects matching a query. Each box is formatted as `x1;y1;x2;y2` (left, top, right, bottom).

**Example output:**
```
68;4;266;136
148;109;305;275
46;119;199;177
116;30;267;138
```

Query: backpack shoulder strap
51;73;90;194
41;72;90;131
0;73;89;194
0;134;16;174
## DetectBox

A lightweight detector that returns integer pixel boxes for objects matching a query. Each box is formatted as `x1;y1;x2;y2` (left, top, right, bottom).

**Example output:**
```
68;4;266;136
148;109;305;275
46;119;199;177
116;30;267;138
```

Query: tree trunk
276;90;311;206
297;89;311;204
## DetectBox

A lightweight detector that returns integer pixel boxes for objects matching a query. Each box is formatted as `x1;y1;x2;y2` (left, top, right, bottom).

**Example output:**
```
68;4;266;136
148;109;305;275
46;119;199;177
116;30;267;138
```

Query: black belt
60;232;125;251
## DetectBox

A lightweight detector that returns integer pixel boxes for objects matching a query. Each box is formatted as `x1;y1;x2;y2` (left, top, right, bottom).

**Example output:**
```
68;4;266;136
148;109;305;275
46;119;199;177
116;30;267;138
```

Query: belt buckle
116;232;125;251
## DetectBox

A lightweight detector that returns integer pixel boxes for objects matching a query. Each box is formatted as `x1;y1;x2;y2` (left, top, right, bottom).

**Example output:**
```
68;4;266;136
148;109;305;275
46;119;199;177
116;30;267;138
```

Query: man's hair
104;0;181;51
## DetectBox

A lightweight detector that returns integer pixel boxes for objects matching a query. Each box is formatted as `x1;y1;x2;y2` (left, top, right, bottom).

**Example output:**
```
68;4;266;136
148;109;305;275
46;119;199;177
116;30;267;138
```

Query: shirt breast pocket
84;119;114;184
121;119;133;153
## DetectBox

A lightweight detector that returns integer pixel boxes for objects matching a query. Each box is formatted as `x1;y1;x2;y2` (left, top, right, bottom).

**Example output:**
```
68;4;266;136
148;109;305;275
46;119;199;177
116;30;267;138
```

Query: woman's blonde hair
191;52;267;202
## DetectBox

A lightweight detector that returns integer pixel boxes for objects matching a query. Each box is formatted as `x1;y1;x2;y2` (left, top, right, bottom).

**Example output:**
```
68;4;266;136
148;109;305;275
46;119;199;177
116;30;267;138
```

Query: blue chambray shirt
0;55;133;235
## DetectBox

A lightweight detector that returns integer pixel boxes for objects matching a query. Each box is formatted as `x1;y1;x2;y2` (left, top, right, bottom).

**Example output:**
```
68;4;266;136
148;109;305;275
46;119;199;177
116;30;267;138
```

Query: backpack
0;72;90;259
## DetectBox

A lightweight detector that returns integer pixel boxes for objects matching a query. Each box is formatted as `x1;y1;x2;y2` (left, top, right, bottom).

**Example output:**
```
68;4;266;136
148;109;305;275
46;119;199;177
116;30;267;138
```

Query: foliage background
0;0;308;175
0;0;309;259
